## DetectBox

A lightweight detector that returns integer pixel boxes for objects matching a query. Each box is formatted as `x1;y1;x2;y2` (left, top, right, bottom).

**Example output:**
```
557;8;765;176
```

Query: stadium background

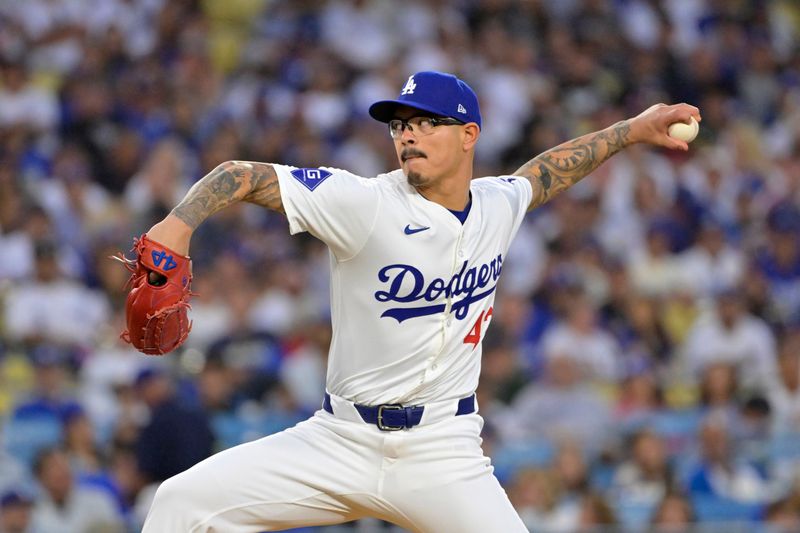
1;0;800;531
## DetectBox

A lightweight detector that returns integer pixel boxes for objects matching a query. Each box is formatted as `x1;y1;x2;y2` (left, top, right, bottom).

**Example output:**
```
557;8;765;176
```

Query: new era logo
401;76;417;95
457;104;467;114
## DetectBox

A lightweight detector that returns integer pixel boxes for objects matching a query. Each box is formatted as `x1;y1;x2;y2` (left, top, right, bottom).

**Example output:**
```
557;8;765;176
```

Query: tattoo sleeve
513;120;632;211
171;161;284;229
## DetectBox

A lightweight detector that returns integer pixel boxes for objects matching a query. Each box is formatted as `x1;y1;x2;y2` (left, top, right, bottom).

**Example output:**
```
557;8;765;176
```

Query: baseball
667;116;699;142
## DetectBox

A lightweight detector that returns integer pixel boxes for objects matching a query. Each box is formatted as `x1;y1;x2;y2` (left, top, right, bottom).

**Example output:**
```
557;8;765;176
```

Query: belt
322;392;476;431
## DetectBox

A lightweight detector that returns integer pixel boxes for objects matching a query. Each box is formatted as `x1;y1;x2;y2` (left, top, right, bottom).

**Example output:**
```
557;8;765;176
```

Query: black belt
323;393;476;431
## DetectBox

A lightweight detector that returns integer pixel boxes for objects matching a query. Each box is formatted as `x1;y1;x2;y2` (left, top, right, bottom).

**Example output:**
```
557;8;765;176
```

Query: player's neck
415;179;471;210
414;162;473;210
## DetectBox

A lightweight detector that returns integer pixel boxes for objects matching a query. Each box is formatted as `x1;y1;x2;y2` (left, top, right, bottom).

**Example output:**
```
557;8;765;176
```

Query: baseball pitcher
123;71;699;532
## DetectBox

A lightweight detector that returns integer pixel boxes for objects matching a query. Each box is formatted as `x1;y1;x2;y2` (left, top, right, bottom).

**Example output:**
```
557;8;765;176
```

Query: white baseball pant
142;405;526;532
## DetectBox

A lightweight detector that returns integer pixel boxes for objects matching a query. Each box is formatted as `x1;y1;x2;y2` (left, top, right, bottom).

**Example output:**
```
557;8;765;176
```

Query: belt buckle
377;404;404;431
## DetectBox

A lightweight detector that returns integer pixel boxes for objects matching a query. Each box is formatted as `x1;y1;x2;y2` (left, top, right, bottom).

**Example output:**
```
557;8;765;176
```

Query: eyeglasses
388;116;464;139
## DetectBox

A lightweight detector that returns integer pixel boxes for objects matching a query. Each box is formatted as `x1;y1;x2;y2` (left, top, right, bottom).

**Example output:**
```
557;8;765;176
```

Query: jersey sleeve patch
290;168;333;191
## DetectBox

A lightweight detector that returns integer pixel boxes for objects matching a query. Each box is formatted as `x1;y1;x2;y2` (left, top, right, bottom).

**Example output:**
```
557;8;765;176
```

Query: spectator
133;368;214;485
34;143;113;256
576;492;617;532
3;239;109;348
196;358;238;416
697;361;740;422
552;442;591;501
11;344;81;423
682;287;777;392
753;202;800;326
30;448;122;533
611;429;673;506
613;356;663;431
279;320;330;416
0;454;27;505
123;137;193;230
650;491;695;533
735;396;773;466
62;407;103;477
508;468;578;532
0;490;36;533
618;294;672;362
763;496;800;533
676;217;745;300
205;278;283;405
504;354;612;451
626;219;684;298
0;59;58;134
769;329;800;434
477;326;527;406
685;414;771;503
0;178;33;281
540;292;620;382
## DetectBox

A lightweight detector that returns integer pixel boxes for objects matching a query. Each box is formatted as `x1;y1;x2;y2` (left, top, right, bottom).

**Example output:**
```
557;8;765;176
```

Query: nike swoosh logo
404;225;430;235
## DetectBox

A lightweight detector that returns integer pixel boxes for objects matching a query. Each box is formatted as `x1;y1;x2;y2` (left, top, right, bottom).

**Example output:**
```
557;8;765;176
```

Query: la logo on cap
401;75;416;95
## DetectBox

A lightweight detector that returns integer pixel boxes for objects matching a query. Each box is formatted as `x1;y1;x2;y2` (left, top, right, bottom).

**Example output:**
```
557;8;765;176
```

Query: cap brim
368;99;454;123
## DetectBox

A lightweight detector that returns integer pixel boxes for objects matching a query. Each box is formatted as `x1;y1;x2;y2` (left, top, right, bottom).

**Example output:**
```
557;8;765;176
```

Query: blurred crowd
1;0;800;532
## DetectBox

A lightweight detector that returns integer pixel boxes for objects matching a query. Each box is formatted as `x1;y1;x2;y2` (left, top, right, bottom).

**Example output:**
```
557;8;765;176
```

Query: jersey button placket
443;227;464;331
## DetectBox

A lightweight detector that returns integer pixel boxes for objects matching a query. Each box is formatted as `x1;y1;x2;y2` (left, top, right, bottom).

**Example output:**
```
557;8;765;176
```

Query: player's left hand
113;234;193;355
627;103;701;151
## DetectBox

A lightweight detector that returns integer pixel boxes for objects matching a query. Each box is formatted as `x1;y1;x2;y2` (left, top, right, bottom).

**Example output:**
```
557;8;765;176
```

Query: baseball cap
767;202;800;234
0;489;33;508
369;71;481;129
133;366;164;388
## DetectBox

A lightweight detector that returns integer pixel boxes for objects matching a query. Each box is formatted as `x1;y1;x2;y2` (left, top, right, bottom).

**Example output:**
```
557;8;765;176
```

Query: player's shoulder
470;175;531;194
274;164;399;191
471;175;533;218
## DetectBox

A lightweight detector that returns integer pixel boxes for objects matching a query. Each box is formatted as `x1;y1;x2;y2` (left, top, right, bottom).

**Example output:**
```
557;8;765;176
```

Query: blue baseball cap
0;489;33;508
369;71;481;129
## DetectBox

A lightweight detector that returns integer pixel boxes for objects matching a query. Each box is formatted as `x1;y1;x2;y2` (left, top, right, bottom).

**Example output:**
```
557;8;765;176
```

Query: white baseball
667;117;699;142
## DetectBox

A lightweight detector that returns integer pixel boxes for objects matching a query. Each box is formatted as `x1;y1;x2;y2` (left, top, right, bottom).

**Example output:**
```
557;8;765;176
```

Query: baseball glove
114;234;193;355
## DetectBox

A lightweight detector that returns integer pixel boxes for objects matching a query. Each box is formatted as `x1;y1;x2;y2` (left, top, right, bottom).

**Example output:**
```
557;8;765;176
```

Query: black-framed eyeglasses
388;116;465;139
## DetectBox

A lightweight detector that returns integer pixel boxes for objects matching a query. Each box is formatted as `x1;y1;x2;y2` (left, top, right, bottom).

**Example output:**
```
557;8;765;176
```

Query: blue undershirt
448;194;472;225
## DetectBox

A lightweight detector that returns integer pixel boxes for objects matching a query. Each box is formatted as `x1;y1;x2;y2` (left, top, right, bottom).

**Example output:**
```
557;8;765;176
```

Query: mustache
401;149;427;162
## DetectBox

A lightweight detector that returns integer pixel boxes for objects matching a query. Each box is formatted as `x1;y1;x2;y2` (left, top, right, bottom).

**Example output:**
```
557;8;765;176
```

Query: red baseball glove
114;234;193;355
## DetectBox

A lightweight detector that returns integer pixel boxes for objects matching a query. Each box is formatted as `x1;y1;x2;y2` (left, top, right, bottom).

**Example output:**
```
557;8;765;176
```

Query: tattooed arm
146;161;282;255
172;160;283;227
514;103;701;211
515;121;630;211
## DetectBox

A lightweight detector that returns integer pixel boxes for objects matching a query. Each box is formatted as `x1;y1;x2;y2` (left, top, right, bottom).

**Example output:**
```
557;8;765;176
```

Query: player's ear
462;123;480;152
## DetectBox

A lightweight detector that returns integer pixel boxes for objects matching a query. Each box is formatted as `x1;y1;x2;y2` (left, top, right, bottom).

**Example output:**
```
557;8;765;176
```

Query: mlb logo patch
291;168;332;191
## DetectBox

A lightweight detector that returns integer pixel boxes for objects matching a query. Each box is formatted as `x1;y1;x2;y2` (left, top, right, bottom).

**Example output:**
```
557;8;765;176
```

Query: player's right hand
627;103;701;151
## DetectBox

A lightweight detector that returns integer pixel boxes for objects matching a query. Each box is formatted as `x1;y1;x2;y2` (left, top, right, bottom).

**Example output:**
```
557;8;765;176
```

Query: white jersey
275;165;532;405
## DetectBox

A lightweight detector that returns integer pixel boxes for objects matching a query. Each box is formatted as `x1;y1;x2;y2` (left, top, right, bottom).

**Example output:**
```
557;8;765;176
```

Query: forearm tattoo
513;120;631;210
171;161;283;229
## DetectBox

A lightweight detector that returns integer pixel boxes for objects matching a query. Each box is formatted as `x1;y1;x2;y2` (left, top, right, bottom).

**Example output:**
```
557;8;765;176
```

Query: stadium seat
2;415;62;466
690;494;762;523
490;439;556;484
211;413;251;449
